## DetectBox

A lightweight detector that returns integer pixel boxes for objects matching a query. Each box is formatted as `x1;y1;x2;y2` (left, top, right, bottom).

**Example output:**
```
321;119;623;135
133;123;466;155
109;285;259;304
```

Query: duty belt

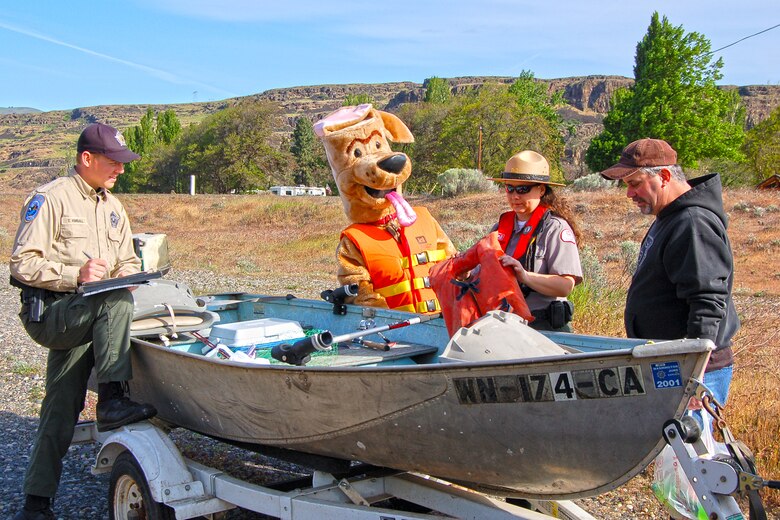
9;276;47;322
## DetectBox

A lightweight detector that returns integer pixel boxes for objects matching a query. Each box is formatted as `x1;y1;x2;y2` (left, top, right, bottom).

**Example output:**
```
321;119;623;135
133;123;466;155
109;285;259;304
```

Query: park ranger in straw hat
489;150;582;332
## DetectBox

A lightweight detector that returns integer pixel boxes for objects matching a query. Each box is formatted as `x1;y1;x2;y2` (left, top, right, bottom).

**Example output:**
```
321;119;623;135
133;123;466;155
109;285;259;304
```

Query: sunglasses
505;184;538;194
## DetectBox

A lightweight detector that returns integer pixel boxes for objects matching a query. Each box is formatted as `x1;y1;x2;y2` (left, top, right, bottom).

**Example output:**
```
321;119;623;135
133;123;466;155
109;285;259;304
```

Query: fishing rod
271;312;442;366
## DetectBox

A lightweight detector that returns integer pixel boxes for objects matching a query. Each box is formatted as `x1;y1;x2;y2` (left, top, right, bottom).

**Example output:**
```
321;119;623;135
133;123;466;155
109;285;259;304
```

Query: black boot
12;509;55;520
13;495;55;520
96;382;157;432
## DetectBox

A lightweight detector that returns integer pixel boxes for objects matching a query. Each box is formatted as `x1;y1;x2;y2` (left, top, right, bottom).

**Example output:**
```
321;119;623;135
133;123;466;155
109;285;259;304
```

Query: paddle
271;312;442;365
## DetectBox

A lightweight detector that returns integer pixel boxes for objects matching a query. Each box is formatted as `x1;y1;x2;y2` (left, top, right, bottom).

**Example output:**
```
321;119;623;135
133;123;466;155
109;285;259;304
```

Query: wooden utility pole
477;125;483;171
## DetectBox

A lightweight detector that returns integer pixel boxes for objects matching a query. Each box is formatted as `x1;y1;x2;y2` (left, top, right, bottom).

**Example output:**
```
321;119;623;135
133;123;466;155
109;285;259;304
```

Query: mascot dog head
314;104;417;225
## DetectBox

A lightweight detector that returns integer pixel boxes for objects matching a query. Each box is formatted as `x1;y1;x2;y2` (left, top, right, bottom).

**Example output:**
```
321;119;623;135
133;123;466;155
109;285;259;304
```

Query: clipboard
77;270;163;296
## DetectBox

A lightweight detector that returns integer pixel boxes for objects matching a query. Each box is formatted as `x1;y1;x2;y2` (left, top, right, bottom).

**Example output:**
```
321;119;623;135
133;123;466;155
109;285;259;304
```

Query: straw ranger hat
489;150;564;186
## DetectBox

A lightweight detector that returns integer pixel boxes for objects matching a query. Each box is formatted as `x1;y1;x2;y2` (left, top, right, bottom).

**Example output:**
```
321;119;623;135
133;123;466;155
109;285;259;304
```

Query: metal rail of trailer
75;412;775;520
73;421;597;520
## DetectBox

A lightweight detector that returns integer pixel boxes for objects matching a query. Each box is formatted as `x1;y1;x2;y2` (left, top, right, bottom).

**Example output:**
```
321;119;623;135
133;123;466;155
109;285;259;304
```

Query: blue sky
1;1;778;112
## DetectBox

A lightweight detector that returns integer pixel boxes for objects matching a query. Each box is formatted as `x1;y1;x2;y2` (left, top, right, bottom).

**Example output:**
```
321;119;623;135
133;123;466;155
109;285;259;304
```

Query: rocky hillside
2;76;779;192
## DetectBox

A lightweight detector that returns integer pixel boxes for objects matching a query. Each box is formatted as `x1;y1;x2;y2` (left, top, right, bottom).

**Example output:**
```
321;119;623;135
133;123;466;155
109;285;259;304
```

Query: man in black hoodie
602;138;739;410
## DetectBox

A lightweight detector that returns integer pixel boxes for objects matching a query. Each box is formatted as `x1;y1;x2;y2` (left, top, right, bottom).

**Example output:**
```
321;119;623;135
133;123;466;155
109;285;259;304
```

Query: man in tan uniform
10;123;156;520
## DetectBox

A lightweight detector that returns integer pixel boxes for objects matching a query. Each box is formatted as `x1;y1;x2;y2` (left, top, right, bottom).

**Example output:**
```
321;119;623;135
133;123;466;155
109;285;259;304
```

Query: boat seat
441;310;567;362
132;314;210;332
131;279;218;338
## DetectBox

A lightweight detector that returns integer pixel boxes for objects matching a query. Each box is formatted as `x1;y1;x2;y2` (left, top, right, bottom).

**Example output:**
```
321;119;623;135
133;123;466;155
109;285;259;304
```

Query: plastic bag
651;415;727;519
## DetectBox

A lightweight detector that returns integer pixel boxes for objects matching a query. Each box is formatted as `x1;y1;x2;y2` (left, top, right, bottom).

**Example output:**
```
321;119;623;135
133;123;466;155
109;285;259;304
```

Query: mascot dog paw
315;104;456;313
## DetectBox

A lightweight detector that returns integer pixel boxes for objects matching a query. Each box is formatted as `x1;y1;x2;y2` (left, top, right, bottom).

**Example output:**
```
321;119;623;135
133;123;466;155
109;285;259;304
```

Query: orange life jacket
430;232;533;336
342;207;448;314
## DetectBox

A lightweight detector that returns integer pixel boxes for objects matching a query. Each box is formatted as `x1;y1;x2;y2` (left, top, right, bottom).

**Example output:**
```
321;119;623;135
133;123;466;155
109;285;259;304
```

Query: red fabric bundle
430;232;533;336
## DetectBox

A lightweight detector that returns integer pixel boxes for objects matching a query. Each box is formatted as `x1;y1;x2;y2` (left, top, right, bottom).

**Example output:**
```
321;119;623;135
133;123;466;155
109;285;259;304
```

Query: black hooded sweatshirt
624;173;738;371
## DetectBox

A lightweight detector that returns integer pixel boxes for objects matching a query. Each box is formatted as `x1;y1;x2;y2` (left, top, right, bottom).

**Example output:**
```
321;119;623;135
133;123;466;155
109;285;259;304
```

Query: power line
710;23;780;54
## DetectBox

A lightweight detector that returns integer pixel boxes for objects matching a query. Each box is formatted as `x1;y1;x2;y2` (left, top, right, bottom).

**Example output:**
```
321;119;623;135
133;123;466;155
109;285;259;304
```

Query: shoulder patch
560;228;576;244
24;194;45;222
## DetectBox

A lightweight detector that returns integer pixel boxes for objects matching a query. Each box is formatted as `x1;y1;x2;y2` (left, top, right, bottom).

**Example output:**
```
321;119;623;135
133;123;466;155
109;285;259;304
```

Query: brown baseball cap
77;123;140;163
601;138;677;180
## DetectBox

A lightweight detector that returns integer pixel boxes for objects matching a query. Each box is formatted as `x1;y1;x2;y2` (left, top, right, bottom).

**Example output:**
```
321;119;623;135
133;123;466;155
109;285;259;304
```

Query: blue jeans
692;365;733;429
704;365;733;406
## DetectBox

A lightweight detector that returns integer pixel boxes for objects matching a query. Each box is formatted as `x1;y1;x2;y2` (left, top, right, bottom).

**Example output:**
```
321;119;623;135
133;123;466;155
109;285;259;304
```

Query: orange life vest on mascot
342;207;447;314
430;232;533;336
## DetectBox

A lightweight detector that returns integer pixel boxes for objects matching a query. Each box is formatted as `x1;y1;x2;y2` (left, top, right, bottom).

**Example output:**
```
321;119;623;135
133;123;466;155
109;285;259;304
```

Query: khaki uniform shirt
492;213;583;312
10;169;141;292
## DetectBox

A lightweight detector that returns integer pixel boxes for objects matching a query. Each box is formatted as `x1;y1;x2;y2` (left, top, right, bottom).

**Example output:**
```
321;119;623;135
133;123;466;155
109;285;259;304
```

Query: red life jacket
430;232;533;336
496;204;549;261
342;207;447;314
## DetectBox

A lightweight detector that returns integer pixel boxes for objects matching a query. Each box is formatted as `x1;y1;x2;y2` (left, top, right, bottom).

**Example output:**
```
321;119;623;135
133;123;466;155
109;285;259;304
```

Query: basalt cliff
1;76;778;191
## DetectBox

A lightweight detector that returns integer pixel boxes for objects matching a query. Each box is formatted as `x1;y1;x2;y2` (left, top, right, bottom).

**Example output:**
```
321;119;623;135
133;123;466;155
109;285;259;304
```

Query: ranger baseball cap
77;123;140;163
601;138;677;180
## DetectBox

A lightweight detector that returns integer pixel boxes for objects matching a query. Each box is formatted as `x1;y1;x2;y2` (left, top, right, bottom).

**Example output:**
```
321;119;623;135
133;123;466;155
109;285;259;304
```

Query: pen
83;251;93;260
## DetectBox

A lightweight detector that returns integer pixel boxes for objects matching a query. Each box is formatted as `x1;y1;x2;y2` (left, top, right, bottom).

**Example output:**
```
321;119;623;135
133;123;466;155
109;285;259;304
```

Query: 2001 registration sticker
651;361;683;389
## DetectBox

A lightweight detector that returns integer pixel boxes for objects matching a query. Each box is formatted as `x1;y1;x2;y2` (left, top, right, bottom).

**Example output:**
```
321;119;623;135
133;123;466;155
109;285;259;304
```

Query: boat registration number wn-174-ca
453;361;683;405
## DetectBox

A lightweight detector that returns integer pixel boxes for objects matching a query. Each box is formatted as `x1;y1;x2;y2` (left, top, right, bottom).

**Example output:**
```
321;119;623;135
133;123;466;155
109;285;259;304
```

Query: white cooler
208;318;304;348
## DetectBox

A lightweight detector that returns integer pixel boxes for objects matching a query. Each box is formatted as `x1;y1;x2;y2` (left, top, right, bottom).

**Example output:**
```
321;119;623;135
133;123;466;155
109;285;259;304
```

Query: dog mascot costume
314;104;456;314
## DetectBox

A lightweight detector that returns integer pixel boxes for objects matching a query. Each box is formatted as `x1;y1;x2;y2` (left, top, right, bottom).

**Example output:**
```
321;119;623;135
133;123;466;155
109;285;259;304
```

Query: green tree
396;101;451;191
144;143;182;193
586;12;745;172
116;109;154;193
290;116;329;186
584;88;635;172
116;108;182;192
176;100;292;193
508;70;563;129
400;83;564;192
437;84;564;183
744;105;780;185
424;77;451;104
343;93;373;106
156;109;182;145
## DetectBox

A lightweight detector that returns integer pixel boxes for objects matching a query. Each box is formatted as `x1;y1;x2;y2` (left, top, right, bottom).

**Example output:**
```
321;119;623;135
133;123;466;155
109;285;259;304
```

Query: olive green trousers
20;289;134;498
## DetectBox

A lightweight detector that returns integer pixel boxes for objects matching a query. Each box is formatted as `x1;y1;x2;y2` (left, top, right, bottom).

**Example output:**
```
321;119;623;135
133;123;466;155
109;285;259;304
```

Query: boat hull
127;297;709;499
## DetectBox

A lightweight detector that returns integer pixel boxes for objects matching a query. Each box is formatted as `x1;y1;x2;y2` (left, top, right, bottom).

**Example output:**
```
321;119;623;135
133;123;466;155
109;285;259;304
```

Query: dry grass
0;187;777;512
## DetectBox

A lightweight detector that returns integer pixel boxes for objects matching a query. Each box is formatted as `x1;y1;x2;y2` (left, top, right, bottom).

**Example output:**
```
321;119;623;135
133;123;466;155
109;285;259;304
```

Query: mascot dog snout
377;154;407;174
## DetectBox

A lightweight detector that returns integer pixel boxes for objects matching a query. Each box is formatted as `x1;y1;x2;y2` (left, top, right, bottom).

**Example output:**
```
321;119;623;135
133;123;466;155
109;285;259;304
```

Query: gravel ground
0;264;674;519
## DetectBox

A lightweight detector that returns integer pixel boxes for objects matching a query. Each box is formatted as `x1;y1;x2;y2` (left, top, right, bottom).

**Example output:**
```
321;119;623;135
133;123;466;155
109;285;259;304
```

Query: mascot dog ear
378;110;414;144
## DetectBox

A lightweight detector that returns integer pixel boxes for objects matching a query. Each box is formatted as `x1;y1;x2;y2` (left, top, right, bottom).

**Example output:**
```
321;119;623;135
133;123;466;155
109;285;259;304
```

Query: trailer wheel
109;451;175;520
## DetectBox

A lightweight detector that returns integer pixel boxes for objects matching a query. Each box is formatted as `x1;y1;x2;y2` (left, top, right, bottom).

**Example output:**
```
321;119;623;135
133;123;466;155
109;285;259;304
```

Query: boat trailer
74;420;598;520
73;403;777;519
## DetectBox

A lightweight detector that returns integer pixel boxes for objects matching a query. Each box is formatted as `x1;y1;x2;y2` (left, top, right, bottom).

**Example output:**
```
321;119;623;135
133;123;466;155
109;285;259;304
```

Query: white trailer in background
270;185;327;196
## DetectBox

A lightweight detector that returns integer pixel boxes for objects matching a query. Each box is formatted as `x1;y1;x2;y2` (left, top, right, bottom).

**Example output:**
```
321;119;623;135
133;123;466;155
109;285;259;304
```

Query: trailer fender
93;421;207;504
